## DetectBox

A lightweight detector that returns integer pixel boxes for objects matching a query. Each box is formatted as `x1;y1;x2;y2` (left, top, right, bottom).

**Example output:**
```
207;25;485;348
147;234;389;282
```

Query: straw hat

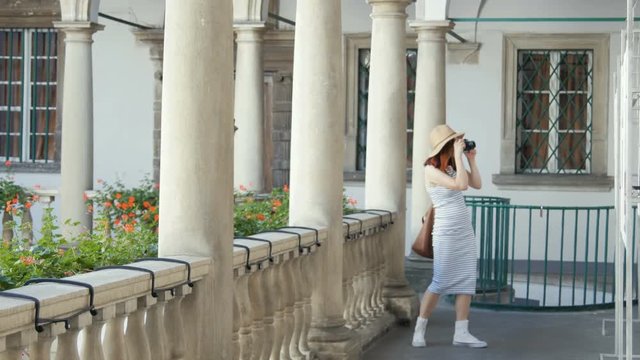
428;124;464;159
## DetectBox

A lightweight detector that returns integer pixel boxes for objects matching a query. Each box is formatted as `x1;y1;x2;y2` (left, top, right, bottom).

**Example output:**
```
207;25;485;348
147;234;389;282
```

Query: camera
464;139;476;152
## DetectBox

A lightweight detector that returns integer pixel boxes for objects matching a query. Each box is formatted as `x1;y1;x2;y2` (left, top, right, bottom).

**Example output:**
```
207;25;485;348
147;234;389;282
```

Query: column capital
233;23;266;43
410;20;453;42
53;21;104;38
133;28;165;61
367;0;411;19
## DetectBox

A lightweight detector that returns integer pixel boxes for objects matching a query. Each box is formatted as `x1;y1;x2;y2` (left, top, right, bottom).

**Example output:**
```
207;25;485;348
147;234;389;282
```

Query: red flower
124;223;134;233
115;193;122;199
256;213;266;221
128;196;135;204
143;201;151;209
104;201;112;208
115;218;121;225
154;214;159;222
24;202;32;209
272;199;282;208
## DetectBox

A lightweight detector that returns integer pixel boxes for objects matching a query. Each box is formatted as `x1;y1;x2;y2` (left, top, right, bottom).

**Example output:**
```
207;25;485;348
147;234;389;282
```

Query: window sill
0;163;60;174
492;174;614;192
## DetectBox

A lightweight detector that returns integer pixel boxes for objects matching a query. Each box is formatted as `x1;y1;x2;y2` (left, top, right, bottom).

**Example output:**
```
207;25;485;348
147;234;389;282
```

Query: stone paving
364;302;639;360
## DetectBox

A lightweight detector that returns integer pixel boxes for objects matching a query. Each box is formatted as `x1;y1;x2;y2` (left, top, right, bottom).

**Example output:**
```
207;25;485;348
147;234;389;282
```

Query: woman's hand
453;138;465;158
465;148;477;162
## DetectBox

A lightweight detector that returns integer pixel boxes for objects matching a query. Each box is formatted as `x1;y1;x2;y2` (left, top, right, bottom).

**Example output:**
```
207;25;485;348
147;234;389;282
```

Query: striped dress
426;166;477;295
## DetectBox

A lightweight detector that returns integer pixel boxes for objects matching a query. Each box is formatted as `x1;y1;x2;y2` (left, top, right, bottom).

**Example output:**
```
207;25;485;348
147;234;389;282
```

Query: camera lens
464;139;476;152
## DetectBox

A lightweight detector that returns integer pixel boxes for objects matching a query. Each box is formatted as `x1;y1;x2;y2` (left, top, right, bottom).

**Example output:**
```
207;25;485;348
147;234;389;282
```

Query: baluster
56;313;92;360
147;292;170;360
2;211;13;245
360;237;374;322
81;306;114;360
180;282;199;360
352;240;366;325
373;232;386;313
281;255;298;359
105;299;136;360
270;262;285;360
29;323;65;360
348;241;360;328
233;277;241;360
260;267;275;360
248;271;265;360
126;296;154;360
165;285;191;360
298;253;315;356
364;236;378;318
289;257;306;358
342;241;355;329
0;329;36;360
21;207;33;245
236;274;253;359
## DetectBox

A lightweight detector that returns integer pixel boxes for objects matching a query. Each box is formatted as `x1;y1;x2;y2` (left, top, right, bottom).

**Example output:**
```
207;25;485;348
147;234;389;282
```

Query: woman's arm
465;149;482;189
425;139;469;191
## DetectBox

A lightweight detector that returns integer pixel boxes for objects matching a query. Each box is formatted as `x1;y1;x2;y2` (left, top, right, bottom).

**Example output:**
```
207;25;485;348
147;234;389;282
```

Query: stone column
288;0;357;358
364;0;418;322
234;24;265;192
133;29;164;184
158;0;234;359
54;21;102;235
408;21;451;252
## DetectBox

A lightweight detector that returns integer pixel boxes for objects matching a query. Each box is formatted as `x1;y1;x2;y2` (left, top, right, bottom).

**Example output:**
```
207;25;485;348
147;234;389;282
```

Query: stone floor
364;302;639;360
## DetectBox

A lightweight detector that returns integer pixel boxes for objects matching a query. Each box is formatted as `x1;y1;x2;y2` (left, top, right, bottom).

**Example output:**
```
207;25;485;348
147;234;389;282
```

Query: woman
411;124;487;348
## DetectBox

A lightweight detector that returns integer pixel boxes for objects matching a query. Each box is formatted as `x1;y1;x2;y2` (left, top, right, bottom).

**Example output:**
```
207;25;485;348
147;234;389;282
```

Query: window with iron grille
0;28;58;164
356;48;417;170
515;50;593;174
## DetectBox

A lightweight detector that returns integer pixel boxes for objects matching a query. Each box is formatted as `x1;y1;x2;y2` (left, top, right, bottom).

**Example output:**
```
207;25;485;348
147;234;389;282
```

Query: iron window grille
356;48;417;171
515;49;593;174
0;28;58;164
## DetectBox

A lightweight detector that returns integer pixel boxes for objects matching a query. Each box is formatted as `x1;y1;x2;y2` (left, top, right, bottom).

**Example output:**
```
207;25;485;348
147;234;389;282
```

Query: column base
356;311;395;352
307;324;361;360
383;282;418;325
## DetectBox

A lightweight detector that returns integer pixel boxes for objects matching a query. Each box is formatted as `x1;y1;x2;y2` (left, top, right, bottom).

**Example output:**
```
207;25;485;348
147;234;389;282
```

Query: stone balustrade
0;209;396;359
230;210;395;359
0;256;210;359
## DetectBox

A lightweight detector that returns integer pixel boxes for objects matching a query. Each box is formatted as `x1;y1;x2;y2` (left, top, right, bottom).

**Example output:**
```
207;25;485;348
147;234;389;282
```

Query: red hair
424;140;456;172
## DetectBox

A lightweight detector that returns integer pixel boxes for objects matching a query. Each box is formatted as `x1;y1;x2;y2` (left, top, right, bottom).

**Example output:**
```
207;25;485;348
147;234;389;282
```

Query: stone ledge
492;174;614;192
0;256;210;337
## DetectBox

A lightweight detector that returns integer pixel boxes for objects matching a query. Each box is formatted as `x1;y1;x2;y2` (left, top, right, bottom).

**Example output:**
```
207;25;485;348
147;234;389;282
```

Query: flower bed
0;178;359;290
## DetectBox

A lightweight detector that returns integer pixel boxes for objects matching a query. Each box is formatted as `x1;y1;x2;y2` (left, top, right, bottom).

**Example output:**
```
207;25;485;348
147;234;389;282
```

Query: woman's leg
412;290;440;347
420;290;440;318
452;294;487;348
454;294;471;320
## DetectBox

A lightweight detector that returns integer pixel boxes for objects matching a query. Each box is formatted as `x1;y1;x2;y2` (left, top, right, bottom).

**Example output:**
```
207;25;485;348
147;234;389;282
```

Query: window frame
0;5;61;173
494;33;611;190
343;33;418;180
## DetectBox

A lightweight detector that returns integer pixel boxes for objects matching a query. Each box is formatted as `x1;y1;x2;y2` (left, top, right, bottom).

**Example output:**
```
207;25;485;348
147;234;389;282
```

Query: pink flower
347;197;358;206
239;184;247;192
33;184;41;190
4;160;11;167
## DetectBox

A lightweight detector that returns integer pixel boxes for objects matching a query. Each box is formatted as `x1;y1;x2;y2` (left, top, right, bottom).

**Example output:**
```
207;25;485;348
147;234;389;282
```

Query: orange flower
120;203;129;210
115;202;122;209
122;214;129;221
19;256;35;266
24;202;32;209
128;212;135;218
11;197;18;205
150;206;157;213
128;196;135;204
115;218;121;225
256;213;266;221
143;201;151;209
272;199;282;208
124;223;134;233
104;201;112;208
5;205;11;212
154;214;159;222
115;193;122;199
283;184;289;193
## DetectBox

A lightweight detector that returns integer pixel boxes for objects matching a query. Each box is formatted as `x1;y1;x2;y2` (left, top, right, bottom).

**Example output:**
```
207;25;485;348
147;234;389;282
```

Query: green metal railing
465;196;638;311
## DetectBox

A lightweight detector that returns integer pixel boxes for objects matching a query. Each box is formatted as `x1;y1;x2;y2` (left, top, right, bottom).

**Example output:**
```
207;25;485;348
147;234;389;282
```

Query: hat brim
428;132;465;159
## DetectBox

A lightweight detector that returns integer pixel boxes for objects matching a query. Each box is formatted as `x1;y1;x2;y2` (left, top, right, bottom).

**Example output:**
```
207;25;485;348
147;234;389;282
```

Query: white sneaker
411;317;428;347
412;332;426;347
453;320;487;348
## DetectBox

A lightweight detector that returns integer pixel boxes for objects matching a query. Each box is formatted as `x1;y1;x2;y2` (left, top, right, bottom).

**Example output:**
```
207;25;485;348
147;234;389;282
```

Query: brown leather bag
412;206;434;258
